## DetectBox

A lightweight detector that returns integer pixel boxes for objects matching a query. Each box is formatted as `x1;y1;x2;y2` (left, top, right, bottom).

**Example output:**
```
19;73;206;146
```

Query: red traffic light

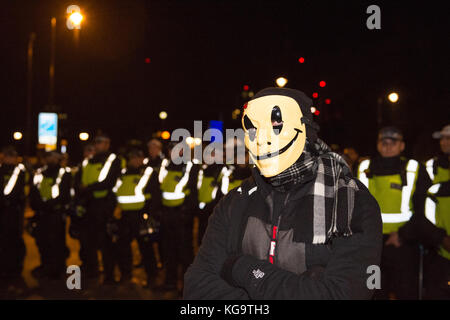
298;57;305;63
144;57;151;64
325;98;331;105
312;92;318;98
243;85;249;91
319;81;326;87
314;109;320;116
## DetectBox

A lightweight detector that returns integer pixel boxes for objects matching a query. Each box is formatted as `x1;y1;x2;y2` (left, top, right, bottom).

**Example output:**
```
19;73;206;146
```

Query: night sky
1;0;448;161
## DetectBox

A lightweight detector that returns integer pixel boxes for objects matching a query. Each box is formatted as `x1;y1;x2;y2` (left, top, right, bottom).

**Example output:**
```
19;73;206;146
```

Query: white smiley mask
242;94;307;177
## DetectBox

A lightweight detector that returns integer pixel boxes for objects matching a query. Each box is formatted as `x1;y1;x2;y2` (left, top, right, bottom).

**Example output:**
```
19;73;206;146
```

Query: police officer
0;147;26;289
422;124;450;299
29;151;72;279
219;140;252;196
83;143;95;160
145;138;164;168
358;126;429;299
74;134;121;284
196;146;225;247
113;149;161;287
158;142;199;292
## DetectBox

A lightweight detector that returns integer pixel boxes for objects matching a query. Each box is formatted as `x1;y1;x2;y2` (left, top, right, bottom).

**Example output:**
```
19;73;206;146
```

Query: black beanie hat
250;87;320;142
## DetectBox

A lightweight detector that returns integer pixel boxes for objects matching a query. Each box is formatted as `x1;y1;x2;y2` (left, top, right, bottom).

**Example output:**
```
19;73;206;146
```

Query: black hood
251;87;319;142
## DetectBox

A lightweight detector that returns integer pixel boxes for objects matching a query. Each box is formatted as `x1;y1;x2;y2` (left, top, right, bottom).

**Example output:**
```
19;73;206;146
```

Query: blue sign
208;120;223;143
38;112;58;148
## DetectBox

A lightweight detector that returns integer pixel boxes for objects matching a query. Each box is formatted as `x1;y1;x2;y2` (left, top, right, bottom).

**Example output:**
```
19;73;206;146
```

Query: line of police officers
357;125;450;300
0;135;252;296
0;125;449;299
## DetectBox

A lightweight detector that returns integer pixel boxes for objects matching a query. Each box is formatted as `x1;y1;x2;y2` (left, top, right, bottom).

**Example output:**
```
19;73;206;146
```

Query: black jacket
0;164;26;209
184;169;383;300
29;166;72;214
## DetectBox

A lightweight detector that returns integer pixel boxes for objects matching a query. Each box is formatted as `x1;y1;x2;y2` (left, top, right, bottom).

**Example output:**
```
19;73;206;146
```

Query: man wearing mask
74;134;121;284
184;88;382;299
29;151;72;280
0;147;26;293
358;126;430;299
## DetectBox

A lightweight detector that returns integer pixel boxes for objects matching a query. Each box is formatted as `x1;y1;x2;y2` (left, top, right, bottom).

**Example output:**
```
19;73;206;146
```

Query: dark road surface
0;208;186;300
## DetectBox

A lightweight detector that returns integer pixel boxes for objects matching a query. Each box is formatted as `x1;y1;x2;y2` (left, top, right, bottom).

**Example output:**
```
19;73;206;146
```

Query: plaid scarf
267;138;359;244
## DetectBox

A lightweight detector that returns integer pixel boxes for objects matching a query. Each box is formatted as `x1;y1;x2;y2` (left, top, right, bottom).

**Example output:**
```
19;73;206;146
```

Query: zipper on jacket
268;215;281;264
268;193;290;264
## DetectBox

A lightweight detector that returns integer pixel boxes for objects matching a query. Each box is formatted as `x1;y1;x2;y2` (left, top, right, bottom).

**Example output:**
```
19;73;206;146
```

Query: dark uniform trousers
35;210;67;277
160;206;194;286
375;235;420;300
0;205;26;279
117;210;157;280
424;251;450;300
79;197;115;280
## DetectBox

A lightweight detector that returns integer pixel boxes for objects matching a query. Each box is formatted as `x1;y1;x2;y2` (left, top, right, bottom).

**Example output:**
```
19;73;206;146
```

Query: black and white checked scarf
267;139;359;244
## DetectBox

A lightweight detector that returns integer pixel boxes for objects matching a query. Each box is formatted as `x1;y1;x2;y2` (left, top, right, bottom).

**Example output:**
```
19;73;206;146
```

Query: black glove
220;254;243;287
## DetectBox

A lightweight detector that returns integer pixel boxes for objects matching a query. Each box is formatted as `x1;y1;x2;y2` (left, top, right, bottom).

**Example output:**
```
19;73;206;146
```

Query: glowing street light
79;132;89;141
194;137;202;146
13;131;23;140
69;12;83;27
161;131;170;140
159;111;168;120
388;92;399;103
186;137;194;145
276;77;288;88
67;5;83;30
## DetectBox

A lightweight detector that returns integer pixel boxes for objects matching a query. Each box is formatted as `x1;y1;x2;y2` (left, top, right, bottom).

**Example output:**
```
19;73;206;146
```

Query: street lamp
79;132;89;141
194;138;202;146
67;5;83;49
388;92;399;103
276;77;288;88
161;131;170;140
67;5;83;30
13;132;23;141
377;92;400;128
159;111;168;120
68;12;83;29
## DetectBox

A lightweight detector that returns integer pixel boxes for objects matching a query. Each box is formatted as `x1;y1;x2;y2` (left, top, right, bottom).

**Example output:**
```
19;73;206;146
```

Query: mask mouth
249;128;302;161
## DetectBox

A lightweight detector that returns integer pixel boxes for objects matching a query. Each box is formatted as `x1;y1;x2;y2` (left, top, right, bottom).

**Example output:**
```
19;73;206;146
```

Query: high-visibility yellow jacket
424;156;450;260
113;166;155;211
197;164;224;210
159;159;198;208
77;152;121;199
358;157;420;234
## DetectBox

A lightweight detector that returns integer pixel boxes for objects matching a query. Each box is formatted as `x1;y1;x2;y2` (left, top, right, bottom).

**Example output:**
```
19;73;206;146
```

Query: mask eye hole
271;106;283;135
243;115;257;141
